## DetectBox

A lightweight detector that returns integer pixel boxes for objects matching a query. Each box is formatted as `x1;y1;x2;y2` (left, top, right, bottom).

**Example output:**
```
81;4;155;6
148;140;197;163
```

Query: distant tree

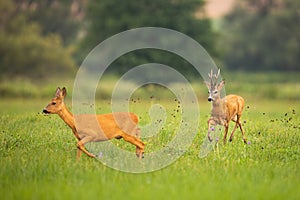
221;0;300;71
77;0;218;78
9;0;84;45
0;0;76;79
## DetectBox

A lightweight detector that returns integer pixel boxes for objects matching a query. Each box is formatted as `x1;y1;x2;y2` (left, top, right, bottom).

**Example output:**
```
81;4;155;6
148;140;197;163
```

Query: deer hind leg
135;128;141;139
230;115;247;143
237;119;247;144
223;123;229;144
229;122;239;142
76;148;82;161
121;132;145;159
134;128;143;157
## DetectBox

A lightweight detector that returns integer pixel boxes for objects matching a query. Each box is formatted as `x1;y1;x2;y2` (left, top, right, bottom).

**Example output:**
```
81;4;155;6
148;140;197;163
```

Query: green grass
0;96;299;199
1;71;299;199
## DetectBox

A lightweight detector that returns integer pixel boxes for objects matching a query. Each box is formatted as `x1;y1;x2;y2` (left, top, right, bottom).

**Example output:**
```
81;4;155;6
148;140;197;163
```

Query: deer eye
51;102;56;105
214;91;218;94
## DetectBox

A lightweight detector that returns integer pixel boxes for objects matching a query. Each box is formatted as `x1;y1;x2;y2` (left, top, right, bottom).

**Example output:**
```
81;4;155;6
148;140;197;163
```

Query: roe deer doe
42;87;145;159
205;69;247;144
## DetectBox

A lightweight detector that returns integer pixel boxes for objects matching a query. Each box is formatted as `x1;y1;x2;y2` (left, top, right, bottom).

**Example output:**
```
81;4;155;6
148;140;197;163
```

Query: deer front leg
207;118;216;142
77;138;96;158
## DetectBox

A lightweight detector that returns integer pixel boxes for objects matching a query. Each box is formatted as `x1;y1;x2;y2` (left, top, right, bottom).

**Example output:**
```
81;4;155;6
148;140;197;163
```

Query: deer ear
55;87;61;97
61;87;67;98
217;80;225;90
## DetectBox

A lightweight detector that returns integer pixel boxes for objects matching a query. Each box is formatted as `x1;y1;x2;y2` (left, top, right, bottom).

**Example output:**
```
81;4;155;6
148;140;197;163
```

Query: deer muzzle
42;109;50;114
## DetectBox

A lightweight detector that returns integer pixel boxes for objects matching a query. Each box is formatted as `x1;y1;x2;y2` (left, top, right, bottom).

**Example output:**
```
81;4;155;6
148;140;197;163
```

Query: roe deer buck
42;87;145;159
205;69;247;144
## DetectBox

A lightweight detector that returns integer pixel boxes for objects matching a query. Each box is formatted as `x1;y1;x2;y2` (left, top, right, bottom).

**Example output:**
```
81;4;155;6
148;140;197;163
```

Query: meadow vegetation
1;1;299;198
0;72;299;199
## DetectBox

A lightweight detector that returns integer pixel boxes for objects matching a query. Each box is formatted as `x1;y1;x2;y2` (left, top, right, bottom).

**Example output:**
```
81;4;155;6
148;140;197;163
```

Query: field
0;72;299;199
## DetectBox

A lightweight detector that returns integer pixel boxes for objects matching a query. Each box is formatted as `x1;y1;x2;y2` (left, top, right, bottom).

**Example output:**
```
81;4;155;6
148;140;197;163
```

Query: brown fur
43;87;145;160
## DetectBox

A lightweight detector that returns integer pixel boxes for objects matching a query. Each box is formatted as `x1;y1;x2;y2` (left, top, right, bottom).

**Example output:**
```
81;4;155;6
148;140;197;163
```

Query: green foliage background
0;0;77;79
220;0;300;71
1;0;299;82
76;0;217;77
0;1;299;199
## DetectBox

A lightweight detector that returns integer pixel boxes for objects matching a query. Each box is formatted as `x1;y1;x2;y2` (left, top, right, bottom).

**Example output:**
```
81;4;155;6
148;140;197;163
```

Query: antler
214;68;220;80
208;68;221;87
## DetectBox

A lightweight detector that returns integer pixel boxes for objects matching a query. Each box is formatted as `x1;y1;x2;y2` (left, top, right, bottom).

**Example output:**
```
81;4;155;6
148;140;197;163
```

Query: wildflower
247;141;251;145
216;137;219;142
98;152;103;158
211;127;215;131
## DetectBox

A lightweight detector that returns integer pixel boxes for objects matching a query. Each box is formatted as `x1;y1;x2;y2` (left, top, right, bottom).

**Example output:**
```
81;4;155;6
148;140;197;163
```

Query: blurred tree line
0;0;299;81
0;0;84;79
77;0;217;79
221;0;300;71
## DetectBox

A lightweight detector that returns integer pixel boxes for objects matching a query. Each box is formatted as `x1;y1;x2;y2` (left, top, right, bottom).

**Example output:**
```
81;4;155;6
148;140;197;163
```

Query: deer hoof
136;152;144;159
89;153;96;158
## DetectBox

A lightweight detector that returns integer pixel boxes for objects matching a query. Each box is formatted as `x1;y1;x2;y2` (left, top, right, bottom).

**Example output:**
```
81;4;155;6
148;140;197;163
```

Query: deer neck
211;97;226;118
57;103;75;130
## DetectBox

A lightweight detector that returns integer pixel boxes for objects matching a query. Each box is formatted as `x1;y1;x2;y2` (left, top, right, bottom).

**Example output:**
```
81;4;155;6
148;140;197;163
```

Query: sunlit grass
0;96;299;199
0;71;299;199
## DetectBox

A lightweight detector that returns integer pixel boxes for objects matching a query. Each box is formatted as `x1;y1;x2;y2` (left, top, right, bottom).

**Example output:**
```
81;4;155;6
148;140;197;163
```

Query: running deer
205;69;247;144
42;87;145;159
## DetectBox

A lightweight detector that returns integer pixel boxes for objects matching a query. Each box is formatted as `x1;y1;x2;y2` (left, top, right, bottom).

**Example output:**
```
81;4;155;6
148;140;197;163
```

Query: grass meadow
0;72;299;199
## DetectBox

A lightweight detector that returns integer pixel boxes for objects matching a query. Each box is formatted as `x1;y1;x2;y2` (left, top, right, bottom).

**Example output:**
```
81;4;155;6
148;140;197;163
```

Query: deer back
224;94;245;121
74;112;139;141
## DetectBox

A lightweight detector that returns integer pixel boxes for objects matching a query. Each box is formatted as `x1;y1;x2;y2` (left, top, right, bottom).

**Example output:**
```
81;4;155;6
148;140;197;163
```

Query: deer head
43;87;67;114
205;69;225;102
